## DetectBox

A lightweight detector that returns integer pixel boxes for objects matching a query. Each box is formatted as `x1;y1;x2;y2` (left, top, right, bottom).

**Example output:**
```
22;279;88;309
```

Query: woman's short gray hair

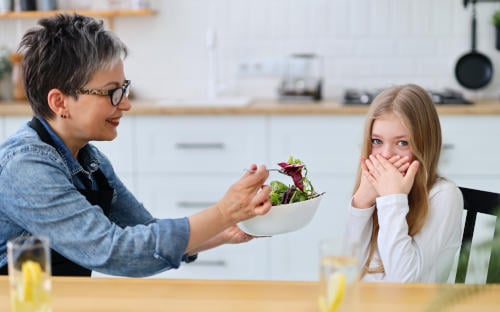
18;13;128;119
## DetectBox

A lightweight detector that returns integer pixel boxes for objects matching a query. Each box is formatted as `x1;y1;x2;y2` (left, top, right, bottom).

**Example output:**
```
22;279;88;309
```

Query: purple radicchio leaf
281;187;295;204
277;162;305;191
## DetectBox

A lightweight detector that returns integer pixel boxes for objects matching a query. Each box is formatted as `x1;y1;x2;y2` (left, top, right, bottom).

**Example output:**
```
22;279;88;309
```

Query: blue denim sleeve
0;141;193;277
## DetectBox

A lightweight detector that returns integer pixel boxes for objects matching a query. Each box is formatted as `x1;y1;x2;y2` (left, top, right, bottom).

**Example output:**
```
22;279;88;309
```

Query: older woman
0;13;271;277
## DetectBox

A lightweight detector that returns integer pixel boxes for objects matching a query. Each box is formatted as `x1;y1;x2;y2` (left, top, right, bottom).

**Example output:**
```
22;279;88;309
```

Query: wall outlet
236;59;284;78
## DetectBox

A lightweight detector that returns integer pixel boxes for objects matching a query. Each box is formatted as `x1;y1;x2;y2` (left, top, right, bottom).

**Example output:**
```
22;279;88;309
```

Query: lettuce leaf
269;156;317;206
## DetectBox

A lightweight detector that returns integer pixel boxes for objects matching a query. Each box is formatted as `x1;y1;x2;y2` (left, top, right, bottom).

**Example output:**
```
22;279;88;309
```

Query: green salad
269;156;319;206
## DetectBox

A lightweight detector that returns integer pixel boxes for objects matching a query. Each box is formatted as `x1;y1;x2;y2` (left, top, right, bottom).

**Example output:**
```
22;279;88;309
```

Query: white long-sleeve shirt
346;179;463;283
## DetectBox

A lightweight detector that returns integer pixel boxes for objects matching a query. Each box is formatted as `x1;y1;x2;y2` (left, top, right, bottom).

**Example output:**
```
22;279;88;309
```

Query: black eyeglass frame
76;80;131;106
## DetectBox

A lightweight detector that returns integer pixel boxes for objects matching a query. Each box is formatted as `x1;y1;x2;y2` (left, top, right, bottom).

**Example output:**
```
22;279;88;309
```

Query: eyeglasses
76;80;131;106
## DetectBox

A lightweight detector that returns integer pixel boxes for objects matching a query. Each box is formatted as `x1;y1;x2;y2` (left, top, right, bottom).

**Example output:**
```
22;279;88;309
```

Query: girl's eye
371;138;382;145
397;140;409;147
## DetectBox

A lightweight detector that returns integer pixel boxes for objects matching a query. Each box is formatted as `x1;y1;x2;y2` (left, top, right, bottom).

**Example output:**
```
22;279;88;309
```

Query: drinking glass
318;239;360;312
7;235;52;312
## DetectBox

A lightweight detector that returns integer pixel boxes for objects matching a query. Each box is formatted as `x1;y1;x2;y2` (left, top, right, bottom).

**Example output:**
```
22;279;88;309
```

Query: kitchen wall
0;0;499;101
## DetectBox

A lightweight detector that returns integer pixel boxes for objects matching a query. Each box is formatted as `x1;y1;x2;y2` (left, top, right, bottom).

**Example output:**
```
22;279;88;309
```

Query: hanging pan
454;0;493;89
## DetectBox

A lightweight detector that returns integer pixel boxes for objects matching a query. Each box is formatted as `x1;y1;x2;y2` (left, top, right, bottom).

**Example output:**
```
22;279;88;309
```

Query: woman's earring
60;114;67;119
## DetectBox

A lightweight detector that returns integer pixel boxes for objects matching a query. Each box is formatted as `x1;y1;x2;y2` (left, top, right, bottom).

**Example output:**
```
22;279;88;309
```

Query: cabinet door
268;115;363;280
136;174;269;280
135;116;268;174
151;241;269;280
440;116;500;175
136;174;235;218
132;115;270;280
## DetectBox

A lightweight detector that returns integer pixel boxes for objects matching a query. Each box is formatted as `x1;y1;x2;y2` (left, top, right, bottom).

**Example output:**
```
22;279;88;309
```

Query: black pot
20;0;36;11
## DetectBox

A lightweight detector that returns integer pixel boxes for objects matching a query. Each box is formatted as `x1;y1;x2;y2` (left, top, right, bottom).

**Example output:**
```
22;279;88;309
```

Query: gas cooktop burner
343;88;473;105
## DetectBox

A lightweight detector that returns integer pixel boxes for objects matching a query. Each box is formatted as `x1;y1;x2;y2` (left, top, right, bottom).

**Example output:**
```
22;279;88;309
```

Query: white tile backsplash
0;0;499;101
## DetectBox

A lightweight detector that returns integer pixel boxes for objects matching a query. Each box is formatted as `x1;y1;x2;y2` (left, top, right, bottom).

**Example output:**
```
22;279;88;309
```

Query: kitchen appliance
455;0;493;90
278;53;322;101
343;88;474;105
20;0;36;11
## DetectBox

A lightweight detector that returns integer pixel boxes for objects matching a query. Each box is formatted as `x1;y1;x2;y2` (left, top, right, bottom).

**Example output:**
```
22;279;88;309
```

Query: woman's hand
353;155;409;208
186;164;271;254
364;154;419;196
217;164;272;224
218;225;255;244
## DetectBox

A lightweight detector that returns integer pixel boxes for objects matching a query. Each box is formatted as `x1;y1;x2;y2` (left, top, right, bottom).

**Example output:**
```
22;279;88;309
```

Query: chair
455;187;500;283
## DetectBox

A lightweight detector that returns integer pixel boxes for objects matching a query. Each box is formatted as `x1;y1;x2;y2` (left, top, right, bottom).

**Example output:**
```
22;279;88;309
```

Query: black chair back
456;187;500;283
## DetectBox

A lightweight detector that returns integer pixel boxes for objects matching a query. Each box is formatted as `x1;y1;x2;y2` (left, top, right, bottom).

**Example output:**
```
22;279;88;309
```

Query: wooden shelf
0;9;156;30
0;9;156;19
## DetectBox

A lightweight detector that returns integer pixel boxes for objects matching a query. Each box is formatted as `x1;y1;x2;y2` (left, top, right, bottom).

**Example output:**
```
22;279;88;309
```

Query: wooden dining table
1;276;499;311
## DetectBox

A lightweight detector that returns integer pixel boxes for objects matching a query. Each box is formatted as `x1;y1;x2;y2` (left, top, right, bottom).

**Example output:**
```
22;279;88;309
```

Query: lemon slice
21;260;43;302
318;295;328;312
322;272;346;312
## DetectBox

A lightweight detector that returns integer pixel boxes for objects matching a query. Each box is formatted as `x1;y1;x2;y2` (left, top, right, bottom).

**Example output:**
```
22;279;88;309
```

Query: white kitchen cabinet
133;115;270;280
136;174;240;219
134;115;268;174
133;174;270;280
152;235;269;280
436;116;500;283
268;115;364;280
268;175;356;281
439;116;500;177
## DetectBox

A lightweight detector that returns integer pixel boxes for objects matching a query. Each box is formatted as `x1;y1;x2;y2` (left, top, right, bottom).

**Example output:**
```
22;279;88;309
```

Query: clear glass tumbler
7;235;52;312
318;239;360;312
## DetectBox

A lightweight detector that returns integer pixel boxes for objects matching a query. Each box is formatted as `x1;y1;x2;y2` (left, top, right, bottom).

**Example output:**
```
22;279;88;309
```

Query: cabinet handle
177;201;217;209
175;142;225;150
190;260;227;267
442;143;455;150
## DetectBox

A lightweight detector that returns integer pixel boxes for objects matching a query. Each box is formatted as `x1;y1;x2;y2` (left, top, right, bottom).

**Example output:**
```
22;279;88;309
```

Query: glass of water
318;239;360;312
7;235;52;312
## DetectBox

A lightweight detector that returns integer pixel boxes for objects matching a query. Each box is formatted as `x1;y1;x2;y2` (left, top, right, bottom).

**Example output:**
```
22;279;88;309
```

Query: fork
245;168;284;174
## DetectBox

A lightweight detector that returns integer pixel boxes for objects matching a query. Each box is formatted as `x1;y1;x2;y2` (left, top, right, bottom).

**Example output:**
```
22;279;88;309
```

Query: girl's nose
380;145;394;159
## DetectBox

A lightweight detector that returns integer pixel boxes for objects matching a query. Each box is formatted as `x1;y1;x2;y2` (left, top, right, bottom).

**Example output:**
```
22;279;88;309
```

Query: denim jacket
0;118;195;277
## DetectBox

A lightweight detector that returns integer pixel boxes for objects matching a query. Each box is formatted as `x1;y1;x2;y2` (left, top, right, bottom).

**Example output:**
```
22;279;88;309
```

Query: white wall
0;0;499;101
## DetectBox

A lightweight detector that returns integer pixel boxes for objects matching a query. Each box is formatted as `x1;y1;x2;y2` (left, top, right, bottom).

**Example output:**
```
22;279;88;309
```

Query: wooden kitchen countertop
1;98;500;116
1;276;500;311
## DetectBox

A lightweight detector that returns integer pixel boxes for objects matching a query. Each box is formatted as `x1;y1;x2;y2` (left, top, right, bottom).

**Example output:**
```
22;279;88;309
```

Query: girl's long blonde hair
353;84;442;276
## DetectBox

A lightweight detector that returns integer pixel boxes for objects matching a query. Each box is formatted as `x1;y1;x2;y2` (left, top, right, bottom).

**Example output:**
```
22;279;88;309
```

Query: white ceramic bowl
237;194;323;236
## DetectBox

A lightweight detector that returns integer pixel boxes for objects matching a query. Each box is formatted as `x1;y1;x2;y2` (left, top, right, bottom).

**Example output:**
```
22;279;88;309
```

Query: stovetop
343;88;473;105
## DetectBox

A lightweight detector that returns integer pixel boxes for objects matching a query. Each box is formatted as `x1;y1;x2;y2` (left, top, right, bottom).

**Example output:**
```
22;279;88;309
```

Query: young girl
347;84;463;283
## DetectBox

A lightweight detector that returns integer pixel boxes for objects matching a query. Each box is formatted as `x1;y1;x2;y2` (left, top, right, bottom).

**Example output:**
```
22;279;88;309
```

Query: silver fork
245;168;284;174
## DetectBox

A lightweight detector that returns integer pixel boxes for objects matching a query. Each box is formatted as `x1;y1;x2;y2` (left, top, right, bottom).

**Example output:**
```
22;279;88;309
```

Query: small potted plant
0;47;12;80
493;10;500;50
0;47;13;100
